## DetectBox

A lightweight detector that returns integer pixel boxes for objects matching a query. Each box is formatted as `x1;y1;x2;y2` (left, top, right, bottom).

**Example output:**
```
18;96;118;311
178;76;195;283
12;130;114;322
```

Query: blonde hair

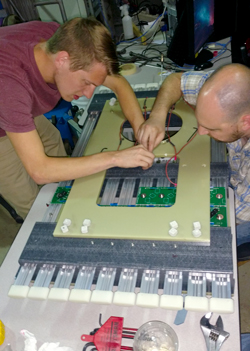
46;17;120;75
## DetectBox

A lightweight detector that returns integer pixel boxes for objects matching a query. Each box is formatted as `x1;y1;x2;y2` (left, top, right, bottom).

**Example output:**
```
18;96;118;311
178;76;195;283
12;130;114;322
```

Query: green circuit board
52;185;227;226
136;187;176;207
136;186;227;227
51;186;72;204
210;187;227;227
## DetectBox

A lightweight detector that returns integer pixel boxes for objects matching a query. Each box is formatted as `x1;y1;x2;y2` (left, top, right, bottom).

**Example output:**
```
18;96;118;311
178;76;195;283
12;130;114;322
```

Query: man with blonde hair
0;17;154;219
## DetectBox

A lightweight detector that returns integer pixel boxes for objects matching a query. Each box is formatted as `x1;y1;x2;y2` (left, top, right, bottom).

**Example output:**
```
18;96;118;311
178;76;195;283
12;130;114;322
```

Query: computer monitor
167;0;214;66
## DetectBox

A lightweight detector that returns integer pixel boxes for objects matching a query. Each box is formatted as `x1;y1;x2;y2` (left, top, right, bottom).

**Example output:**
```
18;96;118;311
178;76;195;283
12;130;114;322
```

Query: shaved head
195;64;250;142
199;64;250;123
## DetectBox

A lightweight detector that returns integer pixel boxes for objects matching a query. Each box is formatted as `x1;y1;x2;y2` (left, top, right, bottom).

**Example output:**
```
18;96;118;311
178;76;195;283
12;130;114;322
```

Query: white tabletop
0;183;241;351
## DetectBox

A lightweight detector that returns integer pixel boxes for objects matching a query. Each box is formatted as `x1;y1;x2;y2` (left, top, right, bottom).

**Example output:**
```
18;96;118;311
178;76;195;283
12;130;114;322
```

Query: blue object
236;221;250;246
56;116;74;149
44;99;74;149
0;1;7;26
174;309;188;325
161;24;167;32
241;333;250;351
44;99;72;120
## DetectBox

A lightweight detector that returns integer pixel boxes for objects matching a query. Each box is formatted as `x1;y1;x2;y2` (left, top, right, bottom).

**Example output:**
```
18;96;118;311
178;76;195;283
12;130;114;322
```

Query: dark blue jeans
241;333;250;351
236;222;250;246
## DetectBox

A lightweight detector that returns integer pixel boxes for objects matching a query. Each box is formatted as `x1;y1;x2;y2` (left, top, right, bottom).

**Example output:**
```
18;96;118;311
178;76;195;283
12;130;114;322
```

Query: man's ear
240;115;250;132
54;51;70;68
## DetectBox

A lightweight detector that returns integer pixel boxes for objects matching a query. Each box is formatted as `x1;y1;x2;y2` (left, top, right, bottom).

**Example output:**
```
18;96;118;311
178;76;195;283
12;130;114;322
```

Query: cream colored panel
53;98;211;243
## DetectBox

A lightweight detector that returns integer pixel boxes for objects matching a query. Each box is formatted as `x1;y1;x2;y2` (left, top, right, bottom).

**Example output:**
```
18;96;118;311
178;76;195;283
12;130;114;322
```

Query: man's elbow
29;168;50;185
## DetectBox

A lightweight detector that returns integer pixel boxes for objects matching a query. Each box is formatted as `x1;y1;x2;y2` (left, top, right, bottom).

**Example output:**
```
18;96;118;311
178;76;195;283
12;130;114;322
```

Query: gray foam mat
18;222;233;290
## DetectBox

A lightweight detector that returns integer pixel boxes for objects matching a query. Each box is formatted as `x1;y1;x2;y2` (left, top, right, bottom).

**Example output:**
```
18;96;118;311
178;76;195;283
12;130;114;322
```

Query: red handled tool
81;316;137;351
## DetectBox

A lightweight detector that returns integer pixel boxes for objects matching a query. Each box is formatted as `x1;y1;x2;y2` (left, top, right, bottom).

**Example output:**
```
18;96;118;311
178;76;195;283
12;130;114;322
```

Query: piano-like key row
8;264;234;313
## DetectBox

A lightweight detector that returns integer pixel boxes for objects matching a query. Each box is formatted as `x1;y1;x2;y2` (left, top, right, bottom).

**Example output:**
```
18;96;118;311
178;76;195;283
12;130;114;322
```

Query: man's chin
60;96;72;102
211;136;239;143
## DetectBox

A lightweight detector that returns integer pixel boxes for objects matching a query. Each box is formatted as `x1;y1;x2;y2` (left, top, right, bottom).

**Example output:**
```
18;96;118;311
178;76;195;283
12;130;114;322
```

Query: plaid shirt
181;71;250;224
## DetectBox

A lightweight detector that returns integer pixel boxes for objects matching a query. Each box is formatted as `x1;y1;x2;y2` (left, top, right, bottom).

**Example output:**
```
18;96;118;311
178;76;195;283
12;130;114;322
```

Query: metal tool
200;312;230;351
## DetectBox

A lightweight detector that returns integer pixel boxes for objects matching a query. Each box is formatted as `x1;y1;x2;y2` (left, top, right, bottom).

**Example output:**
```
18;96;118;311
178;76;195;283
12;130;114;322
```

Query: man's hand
136;72;183;152
112;144;155;170
136;118;166;152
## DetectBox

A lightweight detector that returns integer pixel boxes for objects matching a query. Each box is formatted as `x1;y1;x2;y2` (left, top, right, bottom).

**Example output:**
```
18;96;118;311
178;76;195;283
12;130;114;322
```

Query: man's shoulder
0;20;60;41
16;20;60;37
180;70;214;106
182;70;214;83
23;20;60;31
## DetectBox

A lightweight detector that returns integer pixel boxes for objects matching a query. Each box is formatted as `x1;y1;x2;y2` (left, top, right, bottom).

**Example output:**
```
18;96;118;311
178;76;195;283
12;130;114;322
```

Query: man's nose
83;85;96;99
198;125;209;135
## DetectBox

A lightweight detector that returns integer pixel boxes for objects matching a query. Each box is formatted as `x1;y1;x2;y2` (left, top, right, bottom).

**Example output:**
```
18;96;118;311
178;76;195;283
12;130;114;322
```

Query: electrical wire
143;97;148;120
136;1;163;14
117;120;125;150
118;99;148;150
165;130;198;186
142;46;168;56
82;342;95;351
166;38;232;71
165;101;197;186
116;101;197;186
131;6;147;18
212;54;232;64
118;45;176;69
118;40;140;52
116;11;164;45
143;5;167;45
166;105;177;160
206;39;232;64
141;28;165;46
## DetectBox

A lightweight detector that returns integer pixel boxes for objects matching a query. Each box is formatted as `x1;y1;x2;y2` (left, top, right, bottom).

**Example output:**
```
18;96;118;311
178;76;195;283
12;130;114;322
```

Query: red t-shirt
0;21;61;137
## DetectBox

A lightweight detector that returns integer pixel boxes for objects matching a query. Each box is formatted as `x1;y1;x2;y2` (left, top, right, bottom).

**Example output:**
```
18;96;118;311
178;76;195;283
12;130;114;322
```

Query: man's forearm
7;129;154;185
33;151;119;184
33;146;153;184
116;82;144;133
150;72;183;121
104;75;144;133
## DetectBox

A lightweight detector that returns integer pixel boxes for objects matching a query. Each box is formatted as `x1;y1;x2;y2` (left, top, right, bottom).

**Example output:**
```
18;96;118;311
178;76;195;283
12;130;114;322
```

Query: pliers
200;312;230;351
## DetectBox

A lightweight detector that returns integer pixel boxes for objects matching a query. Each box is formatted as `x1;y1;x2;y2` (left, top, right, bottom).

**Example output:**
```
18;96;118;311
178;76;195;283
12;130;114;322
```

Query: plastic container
0;320;5;345
121;4;133;40
133;320;178;351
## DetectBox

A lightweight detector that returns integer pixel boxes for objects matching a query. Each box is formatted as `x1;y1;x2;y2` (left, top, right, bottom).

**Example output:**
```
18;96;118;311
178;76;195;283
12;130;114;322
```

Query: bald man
137;64;250;245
